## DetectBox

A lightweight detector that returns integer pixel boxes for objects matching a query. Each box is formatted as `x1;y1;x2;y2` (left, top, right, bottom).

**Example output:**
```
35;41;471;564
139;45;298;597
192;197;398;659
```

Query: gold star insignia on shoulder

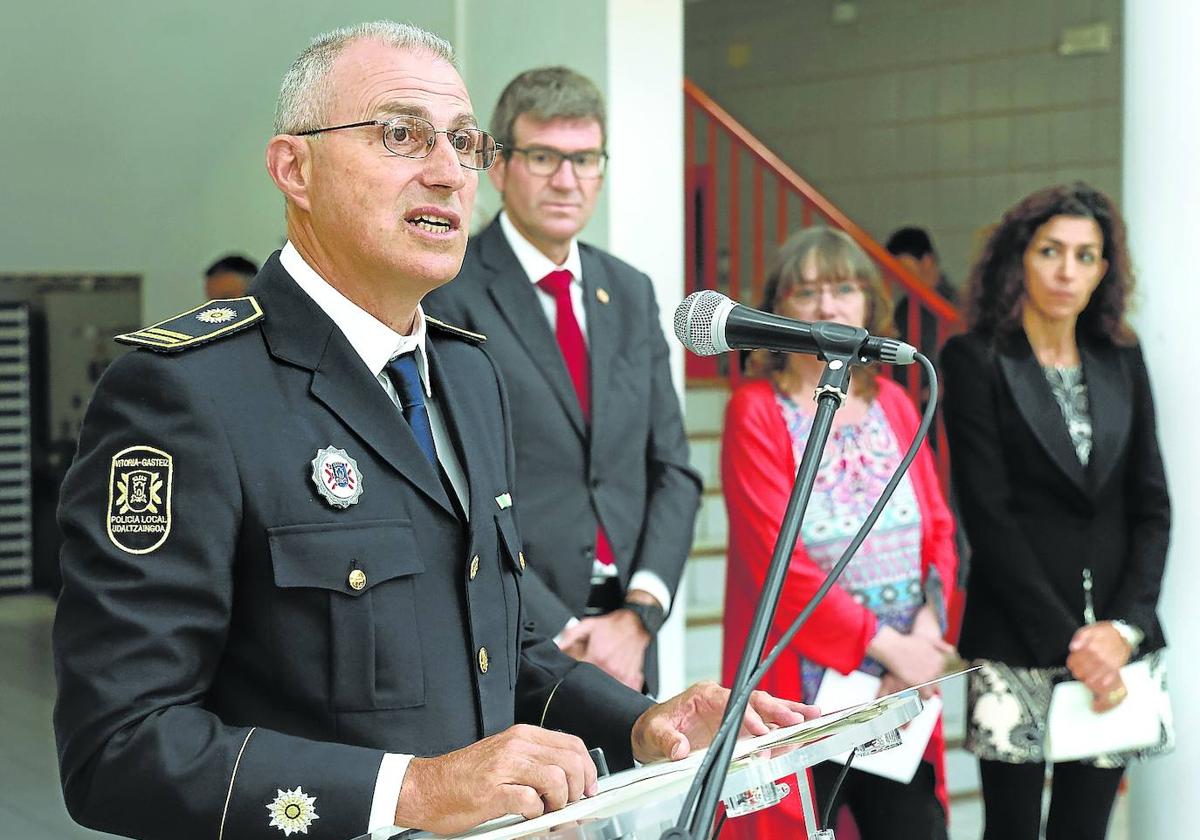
116;297;263;352
426;316;486;343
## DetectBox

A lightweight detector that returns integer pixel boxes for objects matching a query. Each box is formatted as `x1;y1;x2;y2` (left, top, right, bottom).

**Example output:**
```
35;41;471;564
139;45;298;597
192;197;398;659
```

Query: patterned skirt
964;650;1175;768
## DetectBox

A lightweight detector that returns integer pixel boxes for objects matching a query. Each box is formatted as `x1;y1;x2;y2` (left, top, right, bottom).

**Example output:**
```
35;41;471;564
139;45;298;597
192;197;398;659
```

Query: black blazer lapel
1079;338;1133;494
478;222;587;440
256;258;456;517
996;332;1090;494
581;246;619;440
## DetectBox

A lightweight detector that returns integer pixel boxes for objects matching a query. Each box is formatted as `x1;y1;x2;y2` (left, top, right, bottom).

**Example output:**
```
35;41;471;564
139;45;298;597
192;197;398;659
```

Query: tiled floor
0;594;115;838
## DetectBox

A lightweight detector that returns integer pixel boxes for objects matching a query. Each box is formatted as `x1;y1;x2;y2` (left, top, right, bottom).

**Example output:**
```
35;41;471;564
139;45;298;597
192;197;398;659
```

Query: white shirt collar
498;211;583;286
280;241;432;397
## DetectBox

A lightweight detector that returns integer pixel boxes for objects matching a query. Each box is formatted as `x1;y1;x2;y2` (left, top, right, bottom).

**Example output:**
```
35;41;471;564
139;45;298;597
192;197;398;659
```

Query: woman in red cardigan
721;228;959;840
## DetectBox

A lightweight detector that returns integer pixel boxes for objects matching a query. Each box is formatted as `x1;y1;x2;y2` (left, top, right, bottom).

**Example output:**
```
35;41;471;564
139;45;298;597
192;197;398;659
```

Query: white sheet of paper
1045;659;1162;763
814;669;941;784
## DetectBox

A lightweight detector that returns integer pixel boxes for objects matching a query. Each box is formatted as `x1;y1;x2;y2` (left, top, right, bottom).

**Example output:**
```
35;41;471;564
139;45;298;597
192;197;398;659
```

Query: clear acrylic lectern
349;692;923;840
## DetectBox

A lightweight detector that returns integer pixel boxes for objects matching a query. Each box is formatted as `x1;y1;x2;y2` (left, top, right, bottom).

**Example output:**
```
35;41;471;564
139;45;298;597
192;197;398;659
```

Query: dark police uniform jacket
424;219;702;691
52;253;653;840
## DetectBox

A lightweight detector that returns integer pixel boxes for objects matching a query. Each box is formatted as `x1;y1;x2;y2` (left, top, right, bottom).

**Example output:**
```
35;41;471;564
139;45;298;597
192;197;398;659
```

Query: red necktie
536;269;615;568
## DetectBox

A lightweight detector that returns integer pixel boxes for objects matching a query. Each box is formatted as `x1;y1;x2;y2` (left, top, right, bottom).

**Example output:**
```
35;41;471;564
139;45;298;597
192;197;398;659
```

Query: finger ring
1107;686;1127;704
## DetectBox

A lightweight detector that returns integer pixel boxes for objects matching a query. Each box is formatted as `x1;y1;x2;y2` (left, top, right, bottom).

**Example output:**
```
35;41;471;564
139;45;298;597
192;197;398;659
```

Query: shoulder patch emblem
115;296;263;352
426;315;486;343
266;787;319;836
107;445;173;554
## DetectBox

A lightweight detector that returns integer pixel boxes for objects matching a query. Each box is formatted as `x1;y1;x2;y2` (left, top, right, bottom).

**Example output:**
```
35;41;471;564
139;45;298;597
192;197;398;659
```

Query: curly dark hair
965;182;1136;344
744;227;895;398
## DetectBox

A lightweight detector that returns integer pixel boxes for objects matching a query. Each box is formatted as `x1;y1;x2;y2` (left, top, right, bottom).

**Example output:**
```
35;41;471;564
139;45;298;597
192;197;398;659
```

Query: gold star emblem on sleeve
266;786;319;836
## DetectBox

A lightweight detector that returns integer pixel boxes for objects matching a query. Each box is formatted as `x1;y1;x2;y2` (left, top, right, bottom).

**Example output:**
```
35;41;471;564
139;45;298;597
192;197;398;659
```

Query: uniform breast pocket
495;509;524;687
269;519;426;711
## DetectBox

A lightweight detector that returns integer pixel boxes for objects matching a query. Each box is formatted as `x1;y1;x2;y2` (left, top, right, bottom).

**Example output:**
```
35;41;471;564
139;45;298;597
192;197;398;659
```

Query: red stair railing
683;77;964;489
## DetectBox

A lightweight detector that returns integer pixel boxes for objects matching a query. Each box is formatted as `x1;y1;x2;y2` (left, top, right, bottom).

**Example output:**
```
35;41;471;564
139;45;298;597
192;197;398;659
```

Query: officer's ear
266;134;313;213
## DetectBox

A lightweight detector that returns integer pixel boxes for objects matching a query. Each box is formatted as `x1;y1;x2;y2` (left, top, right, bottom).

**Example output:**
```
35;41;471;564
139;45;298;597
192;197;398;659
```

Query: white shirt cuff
628;571;672;614
368;752;413;833
553;615;581;646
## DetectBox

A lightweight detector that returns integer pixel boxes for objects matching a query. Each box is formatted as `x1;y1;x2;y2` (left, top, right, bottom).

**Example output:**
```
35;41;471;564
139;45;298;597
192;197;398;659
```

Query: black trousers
811;759;947;840
979;758;1124;840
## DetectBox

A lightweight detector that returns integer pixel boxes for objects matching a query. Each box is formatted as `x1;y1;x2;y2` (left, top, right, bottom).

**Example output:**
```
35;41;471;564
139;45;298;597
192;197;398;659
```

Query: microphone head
674;290;735;356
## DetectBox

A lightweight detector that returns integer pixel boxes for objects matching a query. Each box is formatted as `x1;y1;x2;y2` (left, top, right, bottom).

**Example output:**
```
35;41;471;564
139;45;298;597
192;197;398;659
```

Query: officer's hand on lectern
629;681;819;764
394;724;598;834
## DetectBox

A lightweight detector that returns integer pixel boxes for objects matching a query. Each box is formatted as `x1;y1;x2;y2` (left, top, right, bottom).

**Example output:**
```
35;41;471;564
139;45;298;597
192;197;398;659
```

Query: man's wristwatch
1110;619;1144;654
623;601;665;637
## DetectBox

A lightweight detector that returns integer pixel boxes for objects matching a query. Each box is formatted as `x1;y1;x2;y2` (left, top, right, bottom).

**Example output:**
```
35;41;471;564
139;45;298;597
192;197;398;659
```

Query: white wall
604;0;688;698
1123;0;1200;834
0;1;456;321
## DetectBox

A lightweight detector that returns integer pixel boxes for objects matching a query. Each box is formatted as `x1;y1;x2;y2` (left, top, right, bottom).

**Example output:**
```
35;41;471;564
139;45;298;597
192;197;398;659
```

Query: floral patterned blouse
774;389;943;702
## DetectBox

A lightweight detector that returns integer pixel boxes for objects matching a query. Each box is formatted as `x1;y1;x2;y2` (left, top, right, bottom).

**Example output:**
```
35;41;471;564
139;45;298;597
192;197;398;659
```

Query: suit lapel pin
596;287;610;304
495;492;512;510
311;446;363;509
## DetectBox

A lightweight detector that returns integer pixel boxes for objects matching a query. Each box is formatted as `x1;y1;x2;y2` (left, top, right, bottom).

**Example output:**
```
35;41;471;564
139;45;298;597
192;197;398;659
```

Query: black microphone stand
663;346;859;840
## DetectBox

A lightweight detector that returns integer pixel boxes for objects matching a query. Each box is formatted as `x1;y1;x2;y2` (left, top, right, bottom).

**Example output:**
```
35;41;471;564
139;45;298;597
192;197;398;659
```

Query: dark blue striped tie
387;353;437;467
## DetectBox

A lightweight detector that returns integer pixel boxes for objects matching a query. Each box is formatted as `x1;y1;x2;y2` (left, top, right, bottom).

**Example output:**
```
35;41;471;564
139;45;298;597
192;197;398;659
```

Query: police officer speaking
51;20;816;840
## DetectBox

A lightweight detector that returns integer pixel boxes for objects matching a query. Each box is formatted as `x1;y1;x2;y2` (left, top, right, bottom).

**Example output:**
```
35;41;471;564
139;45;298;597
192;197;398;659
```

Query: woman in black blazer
941;183;1173;839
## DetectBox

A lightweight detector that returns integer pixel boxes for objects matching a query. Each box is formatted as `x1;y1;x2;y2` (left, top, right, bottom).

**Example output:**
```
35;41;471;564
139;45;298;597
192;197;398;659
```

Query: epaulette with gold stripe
115;297;263;353
426;315;486;343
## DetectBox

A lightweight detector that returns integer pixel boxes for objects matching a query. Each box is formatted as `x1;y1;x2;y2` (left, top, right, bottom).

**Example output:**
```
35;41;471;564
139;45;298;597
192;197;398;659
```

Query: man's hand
560;637;588;660
1068;622;1132;712
394;724;598;835
630;681;819;764
558;611;649;690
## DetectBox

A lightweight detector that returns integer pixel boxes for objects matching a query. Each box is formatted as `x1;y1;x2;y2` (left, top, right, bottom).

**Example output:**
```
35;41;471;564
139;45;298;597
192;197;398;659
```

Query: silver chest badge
311;446;363;508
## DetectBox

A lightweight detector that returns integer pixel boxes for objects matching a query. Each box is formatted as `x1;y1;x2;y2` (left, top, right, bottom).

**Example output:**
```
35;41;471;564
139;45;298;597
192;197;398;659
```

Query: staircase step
684;385;730;436
691;494;727;552
686;554;726;617
688;437;721;490
684;623;723;685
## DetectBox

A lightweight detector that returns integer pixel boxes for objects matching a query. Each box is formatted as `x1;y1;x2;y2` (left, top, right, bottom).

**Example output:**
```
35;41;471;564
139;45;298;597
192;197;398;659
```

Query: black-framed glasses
295;114;501;171
508;146;607;178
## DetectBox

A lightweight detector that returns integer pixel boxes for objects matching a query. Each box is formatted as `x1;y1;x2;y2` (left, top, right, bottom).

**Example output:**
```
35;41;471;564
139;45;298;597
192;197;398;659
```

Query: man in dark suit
52;23;811;840
425;67;702;694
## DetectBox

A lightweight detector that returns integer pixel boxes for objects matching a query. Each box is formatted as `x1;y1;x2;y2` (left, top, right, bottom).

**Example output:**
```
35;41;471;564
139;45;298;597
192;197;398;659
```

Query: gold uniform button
518;551;526;570
469;555;480;580
478;646;489;674
348;569;366;591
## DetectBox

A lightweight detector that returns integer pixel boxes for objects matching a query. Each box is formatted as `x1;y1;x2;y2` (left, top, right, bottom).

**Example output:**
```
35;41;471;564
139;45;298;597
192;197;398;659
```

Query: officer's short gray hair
274;21;456;135
492;67;607;152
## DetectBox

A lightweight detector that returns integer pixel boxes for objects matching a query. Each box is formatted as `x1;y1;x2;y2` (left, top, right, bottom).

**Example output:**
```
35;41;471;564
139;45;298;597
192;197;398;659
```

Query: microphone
673;290;917;365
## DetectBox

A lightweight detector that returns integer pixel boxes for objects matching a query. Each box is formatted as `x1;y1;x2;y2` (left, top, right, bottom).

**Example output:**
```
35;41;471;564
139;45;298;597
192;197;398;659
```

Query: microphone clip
813;352;856;406
808;321;870;363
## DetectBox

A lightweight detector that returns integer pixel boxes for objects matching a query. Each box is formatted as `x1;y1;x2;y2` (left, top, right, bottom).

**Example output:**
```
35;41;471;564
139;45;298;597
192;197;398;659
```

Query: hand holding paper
1067;622;1133;712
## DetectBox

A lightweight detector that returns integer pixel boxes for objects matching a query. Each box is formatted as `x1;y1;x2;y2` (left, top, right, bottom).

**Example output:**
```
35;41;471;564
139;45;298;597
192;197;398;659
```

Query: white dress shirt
282;241;469;834
496;214;672;615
